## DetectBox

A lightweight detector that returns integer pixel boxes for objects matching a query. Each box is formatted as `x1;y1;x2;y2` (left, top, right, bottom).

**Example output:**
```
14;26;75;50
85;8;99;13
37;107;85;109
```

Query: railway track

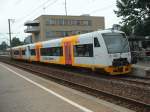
116;76;150;86
0;56;150;112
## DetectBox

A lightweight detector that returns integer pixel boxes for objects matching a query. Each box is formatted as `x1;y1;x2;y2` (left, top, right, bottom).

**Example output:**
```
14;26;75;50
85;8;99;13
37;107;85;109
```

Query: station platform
136;61;150;67
132;61;150;77
0;62;134;112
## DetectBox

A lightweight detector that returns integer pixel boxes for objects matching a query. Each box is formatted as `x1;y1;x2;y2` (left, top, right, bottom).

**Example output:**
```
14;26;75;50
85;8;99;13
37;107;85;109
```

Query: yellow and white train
12;29;132;75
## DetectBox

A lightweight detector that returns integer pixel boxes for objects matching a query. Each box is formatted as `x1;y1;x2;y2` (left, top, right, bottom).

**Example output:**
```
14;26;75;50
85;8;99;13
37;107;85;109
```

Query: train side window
94;37;100;47
22;50;25;55
14;50;19;55
30;49;36;55
74;44;93;57
40;47;63;56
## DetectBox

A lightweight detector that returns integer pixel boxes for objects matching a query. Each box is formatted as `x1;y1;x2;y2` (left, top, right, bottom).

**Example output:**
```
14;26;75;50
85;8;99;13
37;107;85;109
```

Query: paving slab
0;62;134;112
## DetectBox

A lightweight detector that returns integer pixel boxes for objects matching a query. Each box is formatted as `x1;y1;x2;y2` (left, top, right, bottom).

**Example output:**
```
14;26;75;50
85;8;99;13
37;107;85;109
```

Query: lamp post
8;19;15;58
65;0;67;16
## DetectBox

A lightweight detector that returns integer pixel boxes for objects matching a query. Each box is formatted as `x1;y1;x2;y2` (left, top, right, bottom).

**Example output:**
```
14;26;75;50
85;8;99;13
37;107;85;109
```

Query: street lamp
65;0;67;16
8;19;15;58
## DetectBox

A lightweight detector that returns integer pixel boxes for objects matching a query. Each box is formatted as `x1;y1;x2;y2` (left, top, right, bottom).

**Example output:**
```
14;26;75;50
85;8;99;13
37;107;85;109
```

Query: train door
19;48;22;59
93;35;107;65
36;49;40;61
35;43;41;61
26;46;30;60
64;42;72;65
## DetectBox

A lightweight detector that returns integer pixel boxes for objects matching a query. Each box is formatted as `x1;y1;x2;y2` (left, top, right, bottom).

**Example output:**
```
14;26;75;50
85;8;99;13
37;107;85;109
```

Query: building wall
25;15;105;43
24;35;32;44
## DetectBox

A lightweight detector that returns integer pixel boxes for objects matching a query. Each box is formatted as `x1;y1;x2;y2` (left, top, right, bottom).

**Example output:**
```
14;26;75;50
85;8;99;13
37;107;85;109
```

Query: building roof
24;20;39;26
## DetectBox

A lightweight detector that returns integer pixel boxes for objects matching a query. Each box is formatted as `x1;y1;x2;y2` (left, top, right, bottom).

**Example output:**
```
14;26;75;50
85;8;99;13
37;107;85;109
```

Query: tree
120;23;132;36
0;41;8;51
11;37;24;47
115;0;150;36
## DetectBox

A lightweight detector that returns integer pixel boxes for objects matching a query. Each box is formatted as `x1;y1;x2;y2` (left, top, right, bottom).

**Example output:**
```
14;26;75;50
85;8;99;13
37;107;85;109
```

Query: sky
0;0;121;44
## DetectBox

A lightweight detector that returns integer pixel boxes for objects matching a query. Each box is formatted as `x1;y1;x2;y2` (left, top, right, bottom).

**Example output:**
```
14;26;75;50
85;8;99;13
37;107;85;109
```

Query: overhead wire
13;0;54;30
13;0;57;35
13;0;114;39
14;0;23;5
89;4;114;14
15;0;52;22
44;0;59;11
13;0;59;39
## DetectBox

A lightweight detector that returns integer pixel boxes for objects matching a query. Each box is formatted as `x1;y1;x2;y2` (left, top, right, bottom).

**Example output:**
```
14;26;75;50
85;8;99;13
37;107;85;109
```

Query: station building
24;15;105;43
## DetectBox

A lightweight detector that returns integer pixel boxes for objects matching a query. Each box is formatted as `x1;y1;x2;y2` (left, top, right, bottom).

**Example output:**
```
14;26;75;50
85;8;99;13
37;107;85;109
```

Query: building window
59;19;64;25
74;44;93;57
51;19;55;25
94;37;100;47
46;19;92;26
83;20;92;26
40;47;63;56
46;19;55;25
30;49;36;56
46;31;51;37
68;19;71;25
47;19;52;25
64;19;68;25
46;31;57;38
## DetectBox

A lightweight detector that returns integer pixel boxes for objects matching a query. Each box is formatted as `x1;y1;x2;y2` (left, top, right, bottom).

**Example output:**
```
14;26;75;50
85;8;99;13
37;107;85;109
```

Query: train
11;29;132;75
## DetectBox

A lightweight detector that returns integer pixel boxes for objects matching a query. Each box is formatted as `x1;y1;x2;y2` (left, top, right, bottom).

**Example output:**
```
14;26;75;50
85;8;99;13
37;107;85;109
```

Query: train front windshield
102;33;129;54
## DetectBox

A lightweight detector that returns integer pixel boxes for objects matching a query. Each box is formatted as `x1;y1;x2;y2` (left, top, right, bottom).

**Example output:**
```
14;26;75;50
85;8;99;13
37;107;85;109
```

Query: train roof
41;38;62;45
11;29;125;49
12;45;27;49
96;29;124;34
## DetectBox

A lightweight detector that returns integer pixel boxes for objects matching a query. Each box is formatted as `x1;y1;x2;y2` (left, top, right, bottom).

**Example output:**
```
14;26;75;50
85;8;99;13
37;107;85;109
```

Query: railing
131;50;150;62
24;26;40;33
